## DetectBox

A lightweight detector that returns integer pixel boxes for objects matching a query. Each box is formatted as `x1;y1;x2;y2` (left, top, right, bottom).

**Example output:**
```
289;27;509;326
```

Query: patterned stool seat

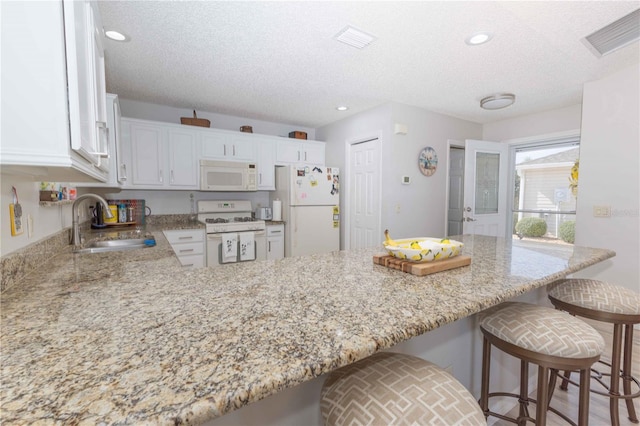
320;352;486;426
548;279;640;426
479;302;605;425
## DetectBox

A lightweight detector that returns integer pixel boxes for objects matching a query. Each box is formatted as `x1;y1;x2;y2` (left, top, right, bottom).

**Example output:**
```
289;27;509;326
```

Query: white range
197;200;266;266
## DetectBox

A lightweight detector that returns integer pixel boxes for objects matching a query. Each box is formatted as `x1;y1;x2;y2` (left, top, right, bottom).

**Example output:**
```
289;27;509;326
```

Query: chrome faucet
70;194;114;246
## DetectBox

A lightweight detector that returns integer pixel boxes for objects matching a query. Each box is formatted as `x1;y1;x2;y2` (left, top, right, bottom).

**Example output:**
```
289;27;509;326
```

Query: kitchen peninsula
0;231;614;425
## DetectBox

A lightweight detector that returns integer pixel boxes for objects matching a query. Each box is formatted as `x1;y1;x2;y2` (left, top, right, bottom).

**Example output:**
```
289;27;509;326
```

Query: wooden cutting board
373;254;471;276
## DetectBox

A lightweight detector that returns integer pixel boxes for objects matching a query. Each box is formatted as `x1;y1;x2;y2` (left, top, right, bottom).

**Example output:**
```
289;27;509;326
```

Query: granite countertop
0;232;614;425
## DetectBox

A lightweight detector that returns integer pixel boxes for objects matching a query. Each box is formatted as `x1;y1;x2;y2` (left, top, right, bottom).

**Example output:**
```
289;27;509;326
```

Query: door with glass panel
463;140;509;237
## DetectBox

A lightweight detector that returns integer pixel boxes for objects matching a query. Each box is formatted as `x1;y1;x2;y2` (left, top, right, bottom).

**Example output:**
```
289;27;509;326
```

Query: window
512;139;579;244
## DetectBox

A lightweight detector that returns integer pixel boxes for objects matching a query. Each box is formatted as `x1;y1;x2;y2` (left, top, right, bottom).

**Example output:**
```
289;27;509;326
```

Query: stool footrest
556;364;640;401
483;392;577;426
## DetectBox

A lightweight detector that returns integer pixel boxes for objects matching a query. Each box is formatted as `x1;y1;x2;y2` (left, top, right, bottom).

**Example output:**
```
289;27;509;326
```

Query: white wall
119;98;316;140
573;64;640;292
483;104;582;142
0;174;74;256
92;188;271;216
317;102;482;247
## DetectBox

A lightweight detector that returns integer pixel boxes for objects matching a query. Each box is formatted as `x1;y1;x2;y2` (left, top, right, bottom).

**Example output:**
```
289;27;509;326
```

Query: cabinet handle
170;170;174;183
268;241;271;251
183;263;194;267
91;121;109;157
271;230;281;234
297;151;300;161
159;170;163;183
233;145;236;156
120;164;127;181
304;151;307;161
179;248;194;253
178;236;193;240
224;145;227;156
259;173;262;184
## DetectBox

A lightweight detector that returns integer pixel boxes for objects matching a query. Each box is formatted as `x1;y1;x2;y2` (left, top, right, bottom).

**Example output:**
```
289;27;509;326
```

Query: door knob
465;207;472;212
465;217;477;222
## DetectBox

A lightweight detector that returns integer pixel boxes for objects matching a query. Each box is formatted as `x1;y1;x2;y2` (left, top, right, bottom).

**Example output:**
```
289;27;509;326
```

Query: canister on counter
105;205;118;223
118;204;127;223
127;206;135;223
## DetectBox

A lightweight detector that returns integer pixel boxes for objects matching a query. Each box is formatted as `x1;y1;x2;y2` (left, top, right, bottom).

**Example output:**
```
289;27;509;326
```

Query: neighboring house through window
513;142;579;244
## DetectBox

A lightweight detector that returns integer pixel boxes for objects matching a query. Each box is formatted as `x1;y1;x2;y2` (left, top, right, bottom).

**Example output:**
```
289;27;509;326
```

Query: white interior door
463;139;509;237
349;138;380;249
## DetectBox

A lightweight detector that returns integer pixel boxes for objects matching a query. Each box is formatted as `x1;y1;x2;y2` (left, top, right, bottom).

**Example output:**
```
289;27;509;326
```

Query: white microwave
200;160;257;191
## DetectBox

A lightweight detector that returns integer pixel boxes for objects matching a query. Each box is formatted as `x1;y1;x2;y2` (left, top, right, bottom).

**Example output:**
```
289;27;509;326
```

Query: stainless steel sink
73;238;155;254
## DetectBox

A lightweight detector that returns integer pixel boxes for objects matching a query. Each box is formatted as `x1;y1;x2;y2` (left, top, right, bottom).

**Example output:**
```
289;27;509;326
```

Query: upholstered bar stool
320;352;486;425
548;279;640;425
479;302;605;425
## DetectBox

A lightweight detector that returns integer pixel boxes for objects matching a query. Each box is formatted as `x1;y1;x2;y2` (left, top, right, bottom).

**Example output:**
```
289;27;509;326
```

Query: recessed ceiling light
336;106;349;111
480;93;516;110
465;31;493;46
105;30;129;42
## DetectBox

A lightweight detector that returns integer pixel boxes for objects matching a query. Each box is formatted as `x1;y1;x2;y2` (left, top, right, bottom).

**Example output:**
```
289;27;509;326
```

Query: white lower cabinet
266;224;285;260
163;229;205;268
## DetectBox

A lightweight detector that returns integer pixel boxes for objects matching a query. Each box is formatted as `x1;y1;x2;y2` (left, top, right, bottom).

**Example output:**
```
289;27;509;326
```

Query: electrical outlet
593;205;611;218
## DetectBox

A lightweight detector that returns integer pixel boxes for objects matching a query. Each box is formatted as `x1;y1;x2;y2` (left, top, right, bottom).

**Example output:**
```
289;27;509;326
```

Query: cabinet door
63;0;104;167
201;130;256;161
267;236;284;260
200;132;227;158
276;139;302;164
168;129;198;188
131;124;165;186
256;138;276;190
303;141;325;165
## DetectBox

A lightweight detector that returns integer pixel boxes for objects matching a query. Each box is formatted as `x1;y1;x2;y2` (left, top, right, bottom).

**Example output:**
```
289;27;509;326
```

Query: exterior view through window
513;142;579;245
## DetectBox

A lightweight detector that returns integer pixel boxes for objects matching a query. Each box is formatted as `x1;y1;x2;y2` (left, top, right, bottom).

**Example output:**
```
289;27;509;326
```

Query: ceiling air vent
335;26;376;49
582;8;640;57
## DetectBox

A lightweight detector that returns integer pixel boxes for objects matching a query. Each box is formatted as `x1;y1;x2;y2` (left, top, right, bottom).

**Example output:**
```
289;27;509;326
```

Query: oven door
206;231;266;266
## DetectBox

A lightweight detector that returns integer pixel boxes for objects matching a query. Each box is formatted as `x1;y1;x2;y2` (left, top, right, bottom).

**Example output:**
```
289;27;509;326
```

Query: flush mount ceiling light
582;8;640;57
336;106;349;111
105;30;129;42
465;31;493;46
480;93;516;110
335;26;376;49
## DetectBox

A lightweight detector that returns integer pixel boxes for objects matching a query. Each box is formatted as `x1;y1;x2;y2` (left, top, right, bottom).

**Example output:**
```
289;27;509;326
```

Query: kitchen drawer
172;242;204;256
267;224;284;236
164;229;204;244
176;254;205;269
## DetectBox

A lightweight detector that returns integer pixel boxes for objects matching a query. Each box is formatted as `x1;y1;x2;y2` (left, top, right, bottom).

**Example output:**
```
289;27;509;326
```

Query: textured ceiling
98;1;640;128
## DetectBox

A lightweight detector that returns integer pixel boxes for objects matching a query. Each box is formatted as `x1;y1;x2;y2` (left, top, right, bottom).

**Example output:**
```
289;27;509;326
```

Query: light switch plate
593;205;611;217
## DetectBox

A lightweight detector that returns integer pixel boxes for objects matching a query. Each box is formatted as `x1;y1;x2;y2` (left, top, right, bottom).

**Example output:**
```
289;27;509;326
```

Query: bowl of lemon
383;230;463;262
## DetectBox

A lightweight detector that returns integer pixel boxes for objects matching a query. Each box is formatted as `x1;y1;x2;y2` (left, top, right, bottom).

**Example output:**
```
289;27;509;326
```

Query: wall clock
418;147;438;177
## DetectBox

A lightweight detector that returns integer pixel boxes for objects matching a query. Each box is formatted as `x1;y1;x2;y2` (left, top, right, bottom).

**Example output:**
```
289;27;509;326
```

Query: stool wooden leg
480;336;491;417
611;323;623;426
560;369;572;391
623;325;639;423
548;368;558;406
578;367;591;426
537;365;550;426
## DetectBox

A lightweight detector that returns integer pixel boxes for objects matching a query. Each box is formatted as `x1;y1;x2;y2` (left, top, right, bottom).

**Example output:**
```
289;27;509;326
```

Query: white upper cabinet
0;1;109;182
123;118;199;189
200;130;256;161
276;139;325;166
255;137;276;190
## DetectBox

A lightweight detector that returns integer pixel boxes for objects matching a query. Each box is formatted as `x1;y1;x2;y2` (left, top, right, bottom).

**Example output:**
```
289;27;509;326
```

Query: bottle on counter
118;204;127;223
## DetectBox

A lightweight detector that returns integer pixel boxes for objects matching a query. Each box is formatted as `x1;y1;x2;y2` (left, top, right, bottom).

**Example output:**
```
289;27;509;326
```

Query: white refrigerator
271;165;340;257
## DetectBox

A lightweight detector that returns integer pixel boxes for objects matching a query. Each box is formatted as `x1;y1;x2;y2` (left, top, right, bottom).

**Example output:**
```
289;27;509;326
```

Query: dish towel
221;233;238;263
239;232;255;261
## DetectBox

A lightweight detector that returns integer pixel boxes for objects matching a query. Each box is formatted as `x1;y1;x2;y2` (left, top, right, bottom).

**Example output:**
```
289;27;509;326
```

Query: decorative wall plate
418;147;438;176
